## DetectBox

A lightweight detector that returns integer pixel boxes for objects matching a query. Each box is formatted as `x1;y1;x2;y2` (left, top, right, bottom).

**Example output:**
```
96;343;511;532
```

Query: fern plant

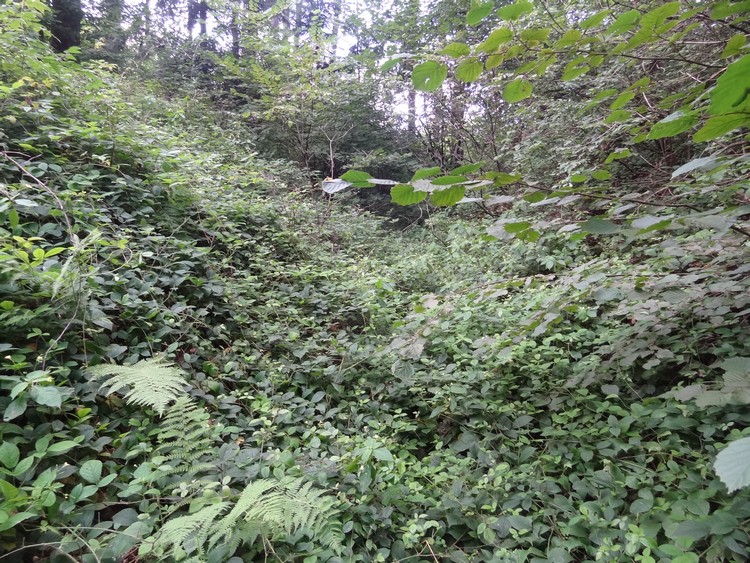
88;356;342;560
151;477;342;560
87;357;188;415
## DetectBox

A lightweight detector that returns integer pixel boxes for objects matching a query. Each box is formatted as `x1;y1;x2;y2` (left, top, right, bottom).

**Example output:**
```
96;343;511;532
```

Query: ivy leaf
467;2;494;26
497;0;533;21
455;60;484;83
715;437;750;493
412;61;448;92
503;79;533;102
582;218;620;234
391;184;427;206
430;186;466;206
411;167;442;181
340;170;372;182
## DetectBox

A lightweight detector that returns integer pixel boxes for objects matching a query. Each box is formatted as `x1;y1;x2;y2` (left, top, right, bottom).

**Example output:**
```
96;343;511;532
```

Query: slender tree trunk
407;89;417;134
50;0;83;52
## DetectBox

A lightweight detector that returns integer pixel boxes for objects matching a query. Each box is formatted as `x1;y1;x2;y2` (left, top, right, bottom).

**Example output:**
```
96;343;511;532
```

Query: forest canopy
1;0;750;561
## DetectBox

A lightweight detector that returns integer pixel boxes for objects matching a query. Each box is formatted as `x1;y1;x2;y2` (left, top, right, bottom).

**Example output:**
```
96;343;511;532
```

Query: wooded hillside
1;1;749;561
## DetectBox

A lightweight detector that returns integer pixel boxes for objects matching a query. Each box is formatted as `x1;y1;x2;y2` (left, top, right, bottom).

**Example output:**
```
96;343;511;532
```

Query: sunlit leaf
503;79;533;102
412;61;448;92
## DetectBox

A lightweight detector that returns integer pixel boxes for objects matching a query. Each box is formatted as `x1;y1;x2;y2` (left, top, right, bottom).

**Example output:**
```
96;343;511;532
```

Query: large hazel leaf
498;0;533;21
455;60;484;83
503;79;533;102
715;437;750;493
467;2;494;25
430;186;466;206
412;61;448;92
708;54;750;115
391;184;427;206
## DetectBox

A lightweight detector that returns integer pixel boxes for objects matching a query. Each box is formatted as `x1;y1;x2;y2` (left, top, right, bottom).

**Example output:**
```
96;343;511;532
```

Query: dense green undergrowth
2;2;750;562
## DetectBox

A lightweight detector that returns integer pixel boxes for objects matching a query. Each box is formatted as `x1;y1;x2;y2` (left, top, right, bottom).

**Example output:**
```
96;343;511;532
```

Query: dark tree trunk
50;0;83;52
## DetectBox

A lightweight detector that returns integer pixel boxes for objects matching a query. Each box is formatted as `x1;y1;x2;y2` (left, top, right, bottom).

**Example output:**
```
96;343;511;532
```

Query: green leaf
711;1;750;20
556;29;582;48
581;9;610;29
486;53;505;69
47;440;79;455
633;216;672;233
504;222;531;233
716;437;750;492
3;396;27;421
570;174;588;183
561;62;590;81
80;460;103;484
451;162;484;175
630;497;653;514
467;2;494;25
609;91;635;110
721;34;747;59
412;61;448;92
707;54;750;115
607;10;640;35
604;109;631;123
520;28;550;42
604;148;631;163
455;60;484;83
582;218;620;234
441;42;471;58
477;28;513;53
29;386;62;408
647;111;699;139
693;114;749;142
721;357;750;377
373;448;394;462
591;170;612;181
411;167;442;181
0;442;20;469
0;512;36;533
340;170;372;182
432;175;467;185
497;1;533;21
430;186;466;206
503;79;533;102
391;184;427;206
641;2;681;29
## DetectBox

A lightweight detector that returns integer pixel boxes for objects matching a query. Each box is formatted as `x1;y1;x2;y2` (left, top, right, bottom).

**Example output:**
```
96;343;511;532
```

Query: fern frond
157;397;214;468
206;477;339;552
87;357;188;415
154;502;230;559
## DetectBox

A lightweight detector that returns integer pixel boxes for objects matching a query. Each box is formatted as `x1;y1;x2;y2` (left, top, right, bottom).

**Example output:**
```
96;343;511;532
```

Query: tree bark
50;0;83;52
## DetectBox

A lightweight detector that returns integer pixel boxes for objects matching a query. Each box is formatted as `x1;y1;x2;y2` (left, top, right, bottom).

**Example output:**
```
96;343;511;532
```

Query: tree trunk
50;0;83;52
407;88;417;134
